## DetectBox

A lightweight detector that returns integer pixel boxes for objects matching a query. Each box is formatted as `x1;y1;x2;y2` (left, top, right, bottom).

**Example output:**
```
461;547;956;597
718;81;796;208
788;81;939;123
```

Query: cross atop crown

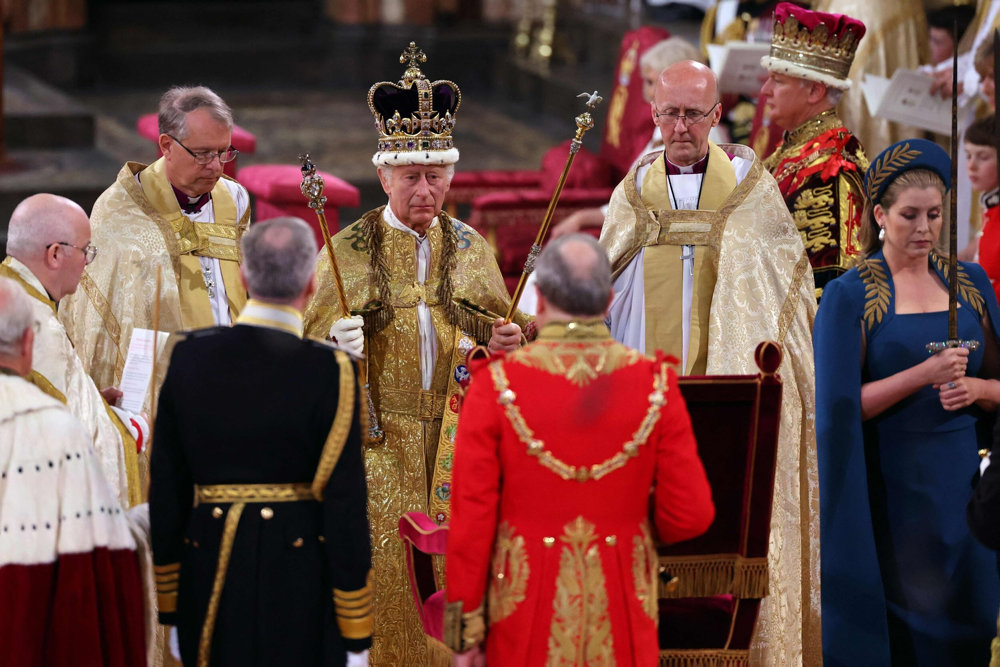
399;42;427;83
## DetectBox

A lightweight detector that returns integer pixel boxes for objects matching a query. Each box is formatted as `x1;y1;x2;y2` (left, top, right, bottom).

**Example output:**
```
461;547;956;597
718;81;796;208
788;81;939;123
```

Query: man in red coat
443;234;715;666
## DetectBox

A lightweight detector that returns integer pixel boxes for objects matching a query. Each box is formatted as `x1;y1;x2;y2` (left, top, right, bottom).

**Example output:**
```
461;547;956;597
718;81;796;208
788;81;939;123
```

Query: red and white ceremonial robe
0;373;146;666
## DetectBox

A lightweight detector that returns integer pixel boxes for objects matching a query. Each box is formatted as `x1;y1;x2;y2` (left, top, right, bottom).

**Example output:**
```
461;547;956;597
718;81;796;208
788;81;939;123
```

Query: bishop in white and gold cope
599;59;821;666
304;42;530;666
59;86;250;421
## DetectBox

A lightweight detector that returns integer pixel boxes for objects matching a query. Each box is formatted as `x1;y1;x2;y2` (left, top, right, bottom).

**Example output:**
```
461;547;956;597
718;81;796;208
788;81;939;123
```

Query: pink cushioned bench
136;113;257;178
238;164;361;247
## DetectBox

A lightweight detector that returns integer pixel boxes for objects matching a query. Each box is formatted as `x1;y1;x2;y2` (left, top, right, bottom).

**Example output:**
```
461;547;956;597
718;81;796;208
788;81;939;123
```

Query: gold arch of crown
367;42;462;153
770;15;861;80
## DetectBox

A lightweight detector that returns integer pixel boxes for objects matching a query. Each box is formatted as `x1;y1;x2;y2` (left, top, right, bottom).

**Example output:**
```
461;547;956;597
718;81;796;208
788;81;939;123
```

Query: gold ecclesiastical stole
138;158;246;329
637;142;737;374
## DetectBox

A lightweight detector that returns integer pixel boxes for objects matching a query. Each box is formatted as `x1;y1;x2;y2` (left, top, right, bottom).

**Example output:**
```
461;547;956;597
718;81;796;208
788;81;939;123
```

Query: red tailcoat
444;321;715;666
978;190;1000;303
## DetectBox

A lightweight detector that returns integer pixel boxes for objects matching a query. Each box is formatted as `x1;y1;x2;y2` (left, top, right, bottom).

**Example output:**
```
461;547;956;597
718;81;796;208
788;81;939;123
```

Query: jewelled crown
761;2;866;91
368;42;461;167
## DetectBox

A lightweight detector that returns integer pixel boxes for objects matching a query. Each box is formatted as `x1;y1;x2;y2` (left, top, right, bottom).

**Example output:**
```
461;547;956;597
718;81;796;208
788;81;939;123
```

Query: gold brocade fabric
59;161;249;410
601;144;821;666
812;0;927;158
303;208;524;666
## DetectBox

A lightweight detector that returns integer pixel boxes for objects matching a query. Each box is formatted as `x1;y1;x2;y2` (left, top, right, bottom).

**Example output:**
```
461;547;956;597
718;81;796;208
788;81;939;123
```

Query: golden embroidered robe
0;256;140;509
59;160;250;419
443;321;715;666
601;143;821;666
763;109;868;298
303;207;527;666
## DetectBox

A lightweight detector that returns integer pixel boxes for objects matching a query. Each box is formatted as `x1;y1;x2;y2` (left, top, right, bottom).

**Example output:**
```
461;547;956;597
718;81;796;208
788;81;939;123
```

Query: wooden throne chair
399;341;783;665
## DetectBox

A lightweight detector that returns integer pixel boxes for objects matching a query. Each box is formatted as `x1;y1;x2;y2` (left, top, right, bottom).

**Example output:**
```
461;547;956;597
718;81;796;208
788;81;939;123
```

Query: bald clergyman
599;59;821;665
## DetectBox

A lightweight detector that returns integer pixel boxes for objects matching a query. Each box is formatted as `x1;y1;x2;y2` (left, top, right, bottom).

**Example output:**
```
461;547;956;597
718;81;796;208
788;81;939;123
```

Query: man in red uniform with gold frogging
443;234;715;665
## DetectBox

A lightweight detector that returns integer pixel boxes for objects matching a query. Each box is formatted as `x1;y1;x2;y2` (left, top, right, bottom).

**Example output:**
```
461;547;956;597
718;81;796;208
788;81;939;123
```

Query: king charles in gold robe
304;44;529;666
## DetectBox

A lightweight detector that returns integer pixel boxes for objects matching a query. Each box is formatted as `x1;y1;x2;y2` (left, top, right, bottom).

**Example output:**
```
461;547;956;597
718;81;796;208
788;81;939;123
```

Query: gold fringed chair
658;341;783;666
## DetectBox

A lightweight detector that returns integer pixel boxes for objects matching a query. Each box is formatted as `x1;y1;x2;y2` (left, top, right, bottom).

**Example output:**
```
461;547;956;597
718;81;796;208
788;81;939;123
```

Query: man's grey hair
158;86;234;140
640;37;705;74
0;277;33;356
825;87;844;107
534;234;611;317
379;163;456;186
5;195;78;260
240;217;317;301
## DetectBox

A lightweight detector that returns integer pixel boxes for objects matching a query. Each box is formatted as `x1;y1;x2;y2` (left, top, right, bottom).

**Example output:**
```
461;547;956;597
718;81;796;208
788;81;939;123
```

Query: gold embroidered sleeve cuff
333;572;373;640
443;600;485;652
154;562;181;613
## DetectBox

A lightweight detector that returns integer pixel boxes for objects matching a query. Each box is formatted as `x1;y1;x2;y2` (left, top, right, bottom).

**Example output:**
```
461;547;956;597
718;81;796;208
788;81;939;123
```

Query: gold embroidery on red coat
509;339;643;387
489;361;668;482
632;521;658;621
489;521;530;623
546;516;614;666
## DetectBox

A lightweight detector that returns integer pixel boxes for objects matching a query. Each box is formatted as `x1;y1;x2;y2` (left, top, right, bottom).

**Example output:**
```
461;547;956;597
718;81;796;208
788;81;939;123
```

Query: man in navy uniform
150;216;372;666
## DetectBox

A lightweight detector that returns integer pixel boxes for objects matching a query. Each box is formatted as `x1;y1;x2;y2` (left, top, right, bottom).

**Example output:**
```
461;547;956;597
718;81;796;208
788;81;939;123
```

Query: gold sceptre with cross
503;91;603;323
926;24;979;356
299;154;385;443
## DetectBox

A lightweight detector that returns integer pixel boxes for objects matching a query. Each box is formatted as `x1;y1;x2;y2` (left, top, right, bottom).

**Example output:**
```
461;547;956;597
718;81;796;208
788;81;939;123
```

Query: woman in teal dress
815;139;1000;666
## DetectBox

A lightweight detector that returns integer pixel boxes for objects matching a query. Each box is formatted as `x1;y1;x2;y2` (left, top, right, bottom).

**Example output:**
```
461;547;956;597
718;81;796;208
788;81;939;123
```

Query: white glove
346;649;369;667
329;315;365;357
169;626;181;661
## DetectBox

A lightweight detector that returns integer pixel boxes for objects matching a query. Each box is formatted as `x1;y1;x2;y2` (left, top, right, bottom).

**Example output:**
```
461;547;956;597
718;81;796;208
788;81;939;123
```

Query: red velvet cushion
238;165;360;207
136;113;258;153
539;140;612;194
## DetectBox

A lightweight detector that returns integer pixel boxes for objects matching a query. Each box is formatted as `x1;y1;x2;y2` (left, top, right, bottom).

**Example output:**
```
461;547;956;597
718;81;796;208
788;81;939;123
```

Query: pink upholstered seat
398;512;451;662
238;164;360;247
136;113;257;178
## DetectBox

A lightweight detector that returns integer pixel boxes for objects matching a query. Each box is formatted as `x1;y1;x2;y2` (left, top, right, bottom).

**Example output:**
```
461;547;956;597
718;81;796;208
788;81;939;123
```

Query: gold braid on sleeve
443;600;485;652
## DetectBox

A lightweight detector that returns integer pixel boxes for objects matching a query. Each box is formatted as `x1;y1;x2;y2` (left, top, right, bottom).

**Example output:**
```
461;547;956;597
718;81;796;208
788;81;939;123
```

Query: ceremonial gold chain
488;362;668;482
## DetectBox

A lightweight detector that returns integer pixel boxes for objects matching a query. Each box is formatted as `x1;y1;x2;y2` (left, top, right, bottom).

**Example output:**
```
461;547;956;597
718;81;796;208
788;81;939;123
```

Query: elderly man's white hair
5;194;87;260
0;276;33;355
640;37;705;74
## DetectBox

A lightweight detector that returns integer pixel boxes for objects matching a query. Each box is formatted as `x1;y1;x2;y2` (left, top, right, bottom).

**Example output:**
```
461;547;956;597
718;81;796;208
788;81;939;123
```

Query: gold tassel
426;637;454;667
658;648;749;667
658;555;768;599
448;298;500;345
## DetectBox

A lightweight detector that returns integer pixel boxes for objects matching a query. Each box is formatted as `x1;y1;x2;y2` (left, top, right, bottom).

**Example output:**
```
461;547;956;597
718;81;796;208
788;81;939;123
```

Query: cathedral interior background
0;0;699;256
